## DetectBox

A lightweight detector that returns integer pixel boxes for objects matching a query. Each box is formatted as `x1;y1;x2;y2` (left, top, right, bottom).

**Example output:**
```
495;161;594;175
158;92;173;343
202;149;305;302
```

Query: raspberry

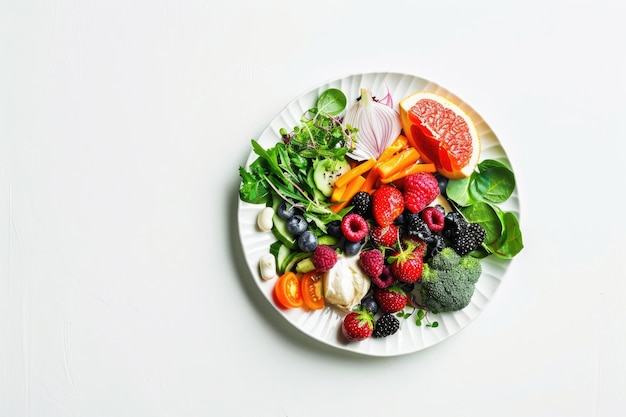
341;213;369;242
350;191;372;218
421;206;445;233
311;245;338;272
403;172;440;213
359;249;384;278
371;265;394;289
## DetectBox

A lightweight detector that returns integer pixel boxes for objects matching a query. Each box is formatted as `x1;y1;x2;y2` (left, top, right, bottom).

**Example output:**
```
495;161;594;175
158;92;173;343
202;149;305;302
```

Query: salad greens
445;159;523;259
239;89;357;232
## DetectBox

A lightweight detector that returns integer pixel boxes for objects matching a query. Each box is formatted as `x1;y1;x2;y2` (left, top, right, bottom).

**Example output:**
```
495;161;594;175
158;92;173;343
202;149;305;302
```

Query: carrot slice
334;158;376;190
379;162;437;184
360;167;380;194
330;183;346;202
376;147;420;179
377;134;409;164
331;175;367;213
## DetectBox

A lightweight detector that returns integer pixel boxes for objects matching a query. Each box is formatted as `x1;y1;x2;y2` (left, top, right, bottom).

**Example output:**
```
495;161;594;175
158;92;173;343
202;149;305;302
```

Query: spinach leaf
316;88;347;116
446;176;473;206
446;158;524;259
473;160;516;204
493;211;524;259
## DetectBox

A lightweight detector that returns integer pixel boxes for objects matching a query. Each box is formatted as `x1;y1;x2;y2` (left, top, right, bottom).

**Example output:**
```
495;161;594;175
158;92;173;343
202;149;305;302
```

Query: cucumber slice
283;251;311;273
313;158;351;197
318;234;339;246
295;257;316;274
277;245;293;275
271;198;297;250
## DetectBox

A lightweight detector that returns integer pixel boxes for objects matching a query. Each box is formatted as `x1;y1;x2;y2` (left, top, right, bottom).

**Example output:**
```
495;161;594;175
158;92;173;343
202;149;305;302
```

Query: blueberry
277;200;296;220
361;296;378;314
434;173;448;196
298;230;318;252
326;220;342;238
287;214;308;236
343;239;363;256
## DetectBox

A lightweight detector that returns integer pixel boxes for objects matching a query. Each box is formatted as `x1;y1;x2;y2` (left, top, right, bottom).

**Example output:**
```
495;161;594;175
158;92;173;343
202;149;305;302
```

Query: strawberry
374;284;407;313
370;224;399;248
403;172;440;214
371;185;404;227
341;306;375;342
388;241;424;284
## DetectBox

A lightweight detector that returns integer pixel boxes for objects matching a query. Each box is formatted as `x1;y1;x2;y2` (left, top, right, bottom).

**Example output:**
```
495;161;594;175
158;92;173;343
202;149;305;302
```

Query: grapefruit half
399;92;480;179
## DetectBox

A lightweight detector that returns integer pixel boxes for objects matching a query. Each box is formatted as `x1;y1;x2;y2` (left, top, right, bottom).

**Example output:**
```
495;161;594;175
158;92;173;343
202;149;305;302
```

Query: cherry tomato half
274;272;303;309
301;271;325;310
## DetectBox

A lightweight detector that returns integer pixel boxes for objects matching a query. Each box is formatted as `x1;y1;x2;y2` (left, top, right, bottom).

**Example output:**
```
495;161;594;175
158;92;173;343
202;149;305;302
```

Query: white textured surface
2;0;626;416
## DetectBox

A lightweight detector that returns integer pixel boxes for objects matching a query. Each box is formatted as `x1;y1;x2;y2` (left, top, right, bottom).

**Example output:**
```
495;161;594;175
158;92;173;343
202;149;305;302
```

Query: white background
2;0;625;416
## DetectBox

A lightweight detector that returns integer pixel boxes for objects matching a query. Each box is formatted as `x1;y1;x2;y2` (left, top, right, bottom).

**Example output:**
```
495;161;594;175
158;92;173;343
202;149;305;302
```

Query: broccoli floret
429;247;461;271
419;248;482;314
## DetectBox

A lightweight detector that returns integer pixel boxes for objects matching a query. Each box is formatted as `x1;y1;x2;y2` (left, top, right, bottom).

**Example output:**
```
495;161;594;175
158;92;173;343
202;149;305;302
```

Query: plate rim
237;71;518;357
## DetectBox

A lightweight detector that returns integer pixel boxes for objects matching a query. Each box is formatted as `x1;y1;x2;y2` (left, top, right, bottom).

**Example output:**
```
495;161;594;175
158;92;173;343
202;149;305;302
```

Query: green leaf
473;163;516;204
493;211;524;259
446;177;473;206
459;201;503;246
238;165;270;204
316;88;347;116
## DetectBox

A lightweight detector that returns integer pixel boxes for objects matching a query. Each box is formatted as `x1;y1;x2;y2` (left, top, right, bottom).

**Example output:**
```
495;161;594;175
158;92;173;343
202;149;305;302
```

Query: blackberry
442;212;467;240
404;213;432;241
425;233;445;258
350;191;372;217
373;313;400;338
451;223;487;256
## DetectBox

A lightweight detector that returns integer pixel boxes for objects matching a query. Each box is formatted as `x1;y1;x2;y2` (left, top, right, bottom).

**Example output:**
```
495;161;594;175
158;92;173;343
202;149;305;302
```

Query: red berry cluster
339;172;446;342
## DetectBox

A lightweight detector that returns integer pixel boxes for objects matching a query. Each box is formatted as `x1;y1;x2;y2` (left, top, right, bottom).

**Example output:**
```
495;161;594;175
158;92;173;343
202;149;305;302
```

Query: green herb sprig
239;89;357;232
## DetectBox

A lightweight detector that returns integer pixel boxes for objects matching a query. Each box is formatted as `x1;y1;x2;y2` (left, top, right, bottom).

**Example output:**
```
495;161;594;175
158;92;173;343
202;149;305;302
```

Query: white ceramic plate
237;72;519;357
